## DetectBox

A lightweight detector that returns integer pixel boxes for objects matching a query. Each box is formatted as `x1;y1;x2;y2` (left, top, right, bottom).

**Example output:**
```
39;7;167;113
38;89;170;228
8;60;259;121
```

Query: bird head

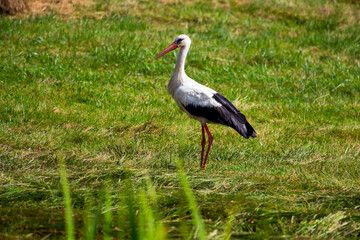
155;34;191;59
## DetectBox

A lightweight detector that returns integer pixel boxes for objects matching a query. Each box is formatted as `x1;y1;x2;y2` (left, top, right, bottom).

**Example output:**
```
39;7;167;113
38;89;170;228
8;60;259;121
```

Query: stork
155;34;256;169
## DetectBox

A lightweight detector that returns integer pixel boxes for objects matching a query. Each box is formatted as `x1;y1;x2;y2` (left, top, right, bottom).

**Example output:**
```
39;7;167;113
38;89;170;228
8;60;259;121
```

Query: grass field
1;0;360;239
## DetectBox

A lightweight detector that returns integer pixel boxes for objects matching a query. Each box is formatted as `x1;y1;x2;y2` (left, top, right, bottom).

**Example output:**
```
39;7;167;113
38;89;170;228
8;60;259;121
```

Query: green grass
1;0;360;238
58;154;75;240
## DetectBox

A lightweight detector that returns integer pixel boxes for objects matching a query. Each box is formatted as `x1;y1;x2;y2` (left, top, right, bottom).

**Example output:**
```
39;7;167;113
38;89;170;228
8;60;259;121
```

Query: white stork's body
156;35;256;169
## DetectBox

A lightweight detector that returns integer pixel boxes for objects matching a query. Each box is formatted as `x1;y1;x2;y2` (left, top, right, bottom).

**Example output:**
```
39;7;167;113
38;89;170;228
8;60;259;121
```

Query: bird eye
175;38;183;44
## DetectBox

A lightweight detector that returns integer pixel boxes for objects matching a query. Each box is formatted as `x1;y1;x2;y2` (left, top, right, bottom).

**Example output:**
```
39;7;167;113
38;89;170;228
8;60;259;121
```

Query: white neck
167;43;192;96
173;44;190;77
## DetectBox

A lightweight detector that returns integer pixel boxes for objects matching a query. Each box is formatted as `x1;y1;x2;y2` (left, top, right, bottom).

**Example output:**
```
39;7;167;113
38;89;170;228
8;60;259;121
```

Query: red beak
155;42;179;59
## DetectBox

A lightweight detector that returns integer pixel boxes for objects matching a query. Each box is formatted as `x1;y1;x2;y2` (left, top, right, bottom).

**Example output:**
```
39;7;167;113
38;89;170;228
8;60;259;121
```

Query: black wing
212;93;247;123
183;93;256;139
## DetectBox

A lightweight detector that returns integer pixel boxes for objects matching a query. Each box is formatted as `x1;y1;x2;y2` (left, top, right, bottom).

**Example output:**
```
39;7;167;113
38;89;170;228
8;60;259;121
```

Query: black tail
211;93;256;139
231;115;256;139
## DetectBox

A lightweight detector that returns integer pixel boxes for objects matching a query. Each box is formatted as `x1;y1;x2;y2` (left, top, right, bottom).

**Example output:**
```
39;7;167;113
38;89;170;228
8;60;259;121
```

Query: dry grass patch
0;0;27;14
0;0;94;15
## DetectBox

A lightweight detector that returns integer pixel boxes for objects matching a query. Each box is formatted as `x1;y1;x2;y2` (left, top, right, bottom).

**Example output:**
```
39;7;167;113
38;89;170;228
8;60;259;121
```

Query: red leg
200;124;206;168
202;123;213;169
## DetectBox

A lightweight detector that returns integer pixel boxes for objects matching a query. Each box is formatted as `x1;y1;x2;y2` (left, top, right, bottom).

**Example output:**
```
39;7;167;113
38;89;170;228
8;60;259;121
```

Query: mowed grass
1;0;360;238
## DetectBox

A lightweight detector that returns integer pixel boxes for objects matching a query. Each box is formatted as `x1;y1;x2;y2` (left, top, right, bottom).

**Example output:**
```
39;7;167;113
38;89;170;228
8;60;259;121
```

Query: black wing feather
183;93;256;139
212;93;247;123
